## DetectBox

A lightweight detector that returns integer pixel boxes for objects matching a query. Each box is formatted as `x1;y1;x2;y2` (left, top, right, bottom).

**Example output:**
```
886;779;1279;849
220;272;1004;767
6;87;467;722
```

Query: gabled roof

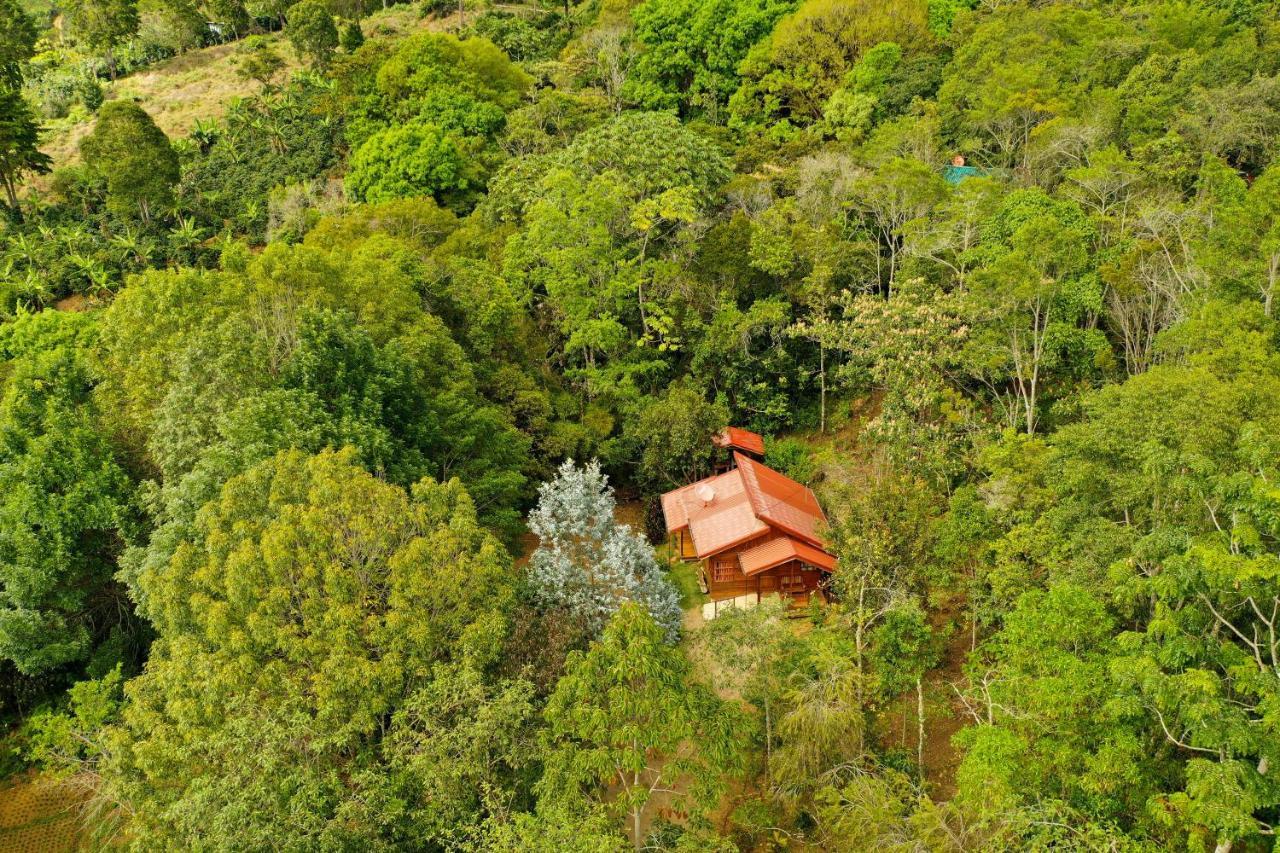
711;426;766;456
733;453;829;548
660;454;834;565
739;536;838;576
660;468;770;557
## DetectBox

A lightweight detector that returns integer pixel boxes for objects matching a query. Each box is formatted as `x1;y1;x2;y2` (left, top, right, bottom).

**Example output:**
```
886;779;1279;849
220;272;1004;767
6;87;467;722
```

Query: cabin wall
704;553;827;603
670;529;698;560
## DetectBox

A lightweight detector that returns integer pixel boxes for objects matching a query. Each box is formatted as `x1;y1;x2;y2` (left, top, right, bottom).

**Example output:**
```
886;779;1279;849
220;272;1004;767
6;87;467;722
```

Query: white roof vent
695;484;716;505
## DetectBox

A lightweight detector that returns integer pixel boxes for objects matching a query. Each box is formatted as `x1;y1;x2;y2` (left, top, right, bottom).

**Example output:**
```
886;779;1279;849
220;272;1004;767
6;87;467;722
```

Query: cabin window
712;557;742;583
780;573;806;592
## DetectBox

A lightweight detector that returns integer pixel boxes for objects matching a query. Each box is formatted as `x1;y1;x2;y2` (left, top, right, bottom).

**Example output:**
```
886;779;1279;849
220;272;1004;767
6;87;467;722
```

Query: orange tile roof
660;468;770;556
660;454;836;566
734;453;829;548
712;426;766;456
738;536;838;576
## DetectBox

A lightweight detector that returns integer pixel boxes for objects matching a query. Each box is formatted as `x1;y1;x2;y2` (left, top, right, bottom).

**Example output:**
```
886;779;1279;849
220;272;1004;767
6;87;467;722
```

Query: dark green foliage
0;90;52;215
0;0;38;89
0;312;137;679
177;80;345;240
79;100;179;223
287;0;339;68
340;19;365;52
12;1;1280;849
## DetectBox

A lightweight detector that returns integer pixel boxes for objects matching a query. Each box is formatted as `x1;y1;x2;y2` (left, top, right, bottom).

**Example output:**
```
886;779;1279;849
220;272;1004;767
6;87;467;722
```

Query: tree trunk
2;175;21;221
916;677;925;772
819;343;826;434
764;701;773;778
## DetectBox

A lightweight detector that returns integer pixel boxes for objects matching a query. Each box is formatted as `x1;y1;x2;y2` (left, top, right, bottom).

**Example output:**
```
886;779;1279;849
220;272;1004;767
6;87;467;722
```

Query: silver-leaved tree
527;459;683;642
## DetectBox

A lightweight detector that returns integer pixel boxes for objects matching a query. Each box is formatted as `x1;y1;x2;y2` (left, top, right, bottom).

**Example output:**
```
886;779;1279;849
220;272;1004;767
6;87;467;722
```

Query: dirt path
873;608;970;799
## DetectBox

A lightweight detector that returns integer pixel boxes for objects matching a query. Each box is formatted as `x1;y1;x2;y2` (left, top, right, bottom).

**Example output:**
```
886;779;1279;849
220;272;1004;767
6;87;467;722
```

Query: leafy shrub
467;10;569;63
345;119;476;206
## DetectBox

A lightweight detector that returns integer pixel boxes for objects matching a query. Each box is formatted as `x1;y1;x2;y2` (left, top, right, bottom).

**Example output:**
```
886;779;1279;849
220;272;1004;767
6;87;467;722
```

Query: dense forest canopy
1;0;1280;848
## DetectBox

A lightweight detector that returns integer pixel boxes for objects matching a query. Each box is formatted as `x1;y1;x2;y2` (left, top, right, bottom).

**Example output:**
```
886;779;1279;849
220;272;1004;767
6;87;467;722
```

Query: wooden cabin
661;439;837;612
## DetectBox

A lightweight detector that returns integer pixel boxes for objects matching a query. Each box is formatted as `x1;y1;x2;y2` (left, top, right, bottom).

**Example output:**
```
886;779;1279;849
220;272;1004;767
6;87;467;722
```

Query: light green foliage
936;5;1127;169
104;449;518;846
378;661;538;844
478;800;628;851
627;0;798;116
0;312;135;677
233;35;286;90
346;119;474;205
497;112;729;397
954;583;1136;824
541;602;743;847
819;41;902;143
487;110;730;221
287;0;339;69
961;189;1107;434
63;0;139;77
728;0;932;135
12;0;1280;846
697;597;800;765
79;101;179;223
769;627;868;800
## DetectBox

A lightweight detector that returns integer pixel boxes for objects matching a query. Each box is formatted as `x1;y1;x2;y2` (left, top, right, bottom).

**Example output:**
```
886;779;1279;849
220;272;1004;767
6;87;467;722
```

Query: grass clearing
666;555;707;611
35;5;450;183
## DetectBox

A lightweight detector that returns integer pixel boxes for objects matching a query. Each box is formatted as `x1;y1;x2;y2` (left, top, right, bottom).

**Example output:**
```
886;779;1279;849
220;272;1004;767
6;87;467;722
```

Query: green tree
0;90;52;218
728;0;931;134
233;35;287;91
626;0;797;118
340;20;364;52
625;379;729;493
206;0;251;38
0;312;135;678
961;190;1105;434
105;449;518;847
0;0;38;89
697;597;801;769
541;602;742;847
64;0;140;80
345;120;474;206
286;0;339;70
79;101;179;223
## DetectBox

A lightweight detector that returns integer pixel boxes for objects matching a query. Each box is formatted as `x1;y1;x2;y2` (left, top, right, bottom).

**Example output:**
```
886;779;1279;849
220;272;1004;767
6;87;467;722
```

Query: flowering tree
527;459;683;642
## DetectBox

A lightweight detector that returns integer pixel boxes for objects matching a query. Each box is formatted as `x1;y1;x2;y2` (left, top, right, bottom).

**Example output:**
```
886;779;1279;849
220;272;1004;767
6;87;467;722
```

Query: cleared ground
35;6;451;183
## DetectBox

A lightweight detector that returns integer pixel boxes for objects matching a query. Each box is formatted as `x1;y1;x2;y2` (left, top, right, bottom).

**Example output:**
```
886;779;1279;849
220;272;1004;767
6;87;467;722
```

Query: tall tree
541;602;742;847
286;0;339;70
0;312;136;678
0;0;38;89
101;449;519;847
0;90;52;218
64;0;140;80
79;101;179;223
526;459;683;642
